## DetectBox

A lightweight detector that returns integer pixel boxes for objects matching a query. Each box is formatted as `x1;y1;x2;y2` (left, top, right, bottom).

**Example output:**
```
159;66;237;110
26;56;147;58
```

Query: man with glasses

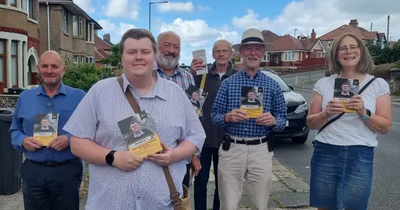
10;50;86;210
189;39;238;210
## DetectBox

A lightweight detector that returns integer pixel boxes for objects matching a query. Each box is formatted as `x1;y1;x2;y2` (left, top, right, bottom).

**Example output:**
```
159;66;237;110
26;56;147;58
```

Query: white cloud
231;0;400;41
158;18;239;65
105;0;140;20
97;20;136;43
198;5;211;12
74;0;95;13
156;2;194;12
159;18;221;47
118;23;136;36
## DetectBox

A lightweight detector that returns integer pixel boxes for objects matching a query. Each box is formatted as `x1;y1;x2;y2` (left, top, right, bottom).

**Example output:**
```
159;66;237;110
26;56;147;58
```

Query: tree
101;44;122;69
367;42;400;65
63;63;114;92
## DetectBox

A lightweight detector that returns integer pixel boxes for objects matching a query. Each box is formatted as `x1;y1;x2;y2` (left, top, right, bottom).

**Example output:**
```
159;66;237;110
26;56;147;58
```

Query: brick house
264;29;327;70
0;0;41;90
234;29;327;71
319;19;387;54
38;0;102;66
94;33;112;69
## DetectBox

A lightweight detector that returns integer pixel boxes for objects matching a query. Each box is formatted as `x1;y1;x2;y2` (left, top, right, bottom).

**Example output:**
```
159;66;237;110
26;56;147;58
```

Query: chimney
349;19;358;27
103;33;111;43
311;28;316;42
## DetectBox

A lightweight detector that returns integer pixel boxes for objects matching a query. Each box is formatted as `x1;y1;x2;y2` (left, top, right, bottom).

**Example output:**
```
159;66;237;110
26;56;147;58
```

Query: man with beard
10;50;86;210
189;39;238;210
155;31;199;188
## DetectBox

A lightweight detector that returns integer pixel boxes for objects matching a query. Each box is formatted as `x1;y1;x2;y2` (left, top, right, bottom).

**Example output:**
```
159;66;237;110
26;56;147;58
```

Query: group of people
9;26;391;210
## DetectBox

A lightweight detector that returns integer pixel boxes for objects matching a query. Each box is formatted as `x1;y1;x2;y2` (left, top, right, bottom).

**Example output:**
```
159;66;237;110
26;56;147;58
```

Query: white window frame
63;11;68;33
73;55;79;65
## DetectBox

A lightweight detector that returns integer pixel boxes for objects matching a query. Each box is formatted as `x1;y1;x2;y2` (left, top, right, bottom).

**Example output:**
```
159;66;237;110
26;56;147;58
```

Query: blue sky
75;0;400;65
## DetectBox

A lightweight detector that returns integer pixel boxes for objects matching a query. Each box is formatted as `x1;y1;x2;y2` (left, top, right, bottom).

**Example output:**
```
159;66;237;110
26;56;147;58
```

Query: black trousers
21;159;83;210
194;147;220;210
182;163;191;188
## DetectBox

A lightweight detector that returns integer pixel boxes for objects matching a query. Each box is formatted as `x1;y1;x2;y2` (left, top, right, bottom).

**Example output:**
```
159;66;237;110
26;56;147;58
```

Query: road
275;72;400;210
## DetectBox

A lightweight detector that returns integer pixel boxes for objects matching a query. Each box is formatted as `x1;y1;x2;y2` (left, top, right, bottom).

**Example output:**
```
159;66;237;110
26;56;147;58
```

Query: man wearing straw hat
211;28;287;210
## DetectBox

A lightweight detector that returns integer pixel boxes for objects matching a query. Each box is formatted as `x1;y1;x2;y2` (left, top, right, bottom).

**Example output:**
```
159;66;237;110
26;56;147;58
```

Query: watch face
367;109;371;116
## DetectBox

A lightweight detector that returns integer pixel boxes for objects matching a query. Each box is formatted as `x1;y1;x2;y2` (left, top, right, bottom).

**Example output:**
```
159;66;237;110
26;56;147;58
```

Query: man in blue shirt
10;50;86;210
211;28;287;210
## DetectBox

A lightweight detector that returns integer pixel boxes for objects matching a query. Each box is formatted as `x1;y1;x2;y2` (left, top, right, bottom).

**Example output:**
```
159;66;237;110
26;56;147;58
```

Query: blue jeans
194;147;220;210
310;141;374;210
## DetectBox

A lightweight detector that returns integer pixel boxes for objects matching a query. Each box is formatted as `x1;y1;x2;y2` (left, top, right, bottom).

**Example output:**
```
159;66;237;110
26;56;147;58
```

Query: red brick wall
0;26;40;54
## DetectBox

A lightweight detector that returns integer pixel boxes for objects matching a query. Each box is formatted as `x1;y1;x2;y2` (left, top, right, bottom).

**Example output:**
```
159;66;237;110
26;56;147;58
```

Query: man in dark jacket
190;39;239;210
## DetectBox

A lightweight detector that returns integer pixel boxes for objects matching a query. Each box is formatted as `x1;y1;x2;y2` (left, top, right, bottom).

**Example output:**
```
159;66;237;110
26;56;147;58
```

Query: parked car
261;69;310;143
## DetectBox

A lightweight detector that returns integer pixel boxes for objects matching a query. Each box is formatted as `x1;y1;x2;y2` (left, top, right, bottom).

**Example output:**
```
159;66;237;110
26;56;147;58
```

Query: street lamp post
149;1;168;32
293;28;298;72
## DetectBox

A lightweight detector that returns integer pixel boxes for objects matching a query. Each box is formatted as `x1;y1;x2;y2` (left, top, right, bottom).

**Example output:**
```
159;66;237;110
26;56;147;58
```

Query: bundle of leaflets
240;86;264;118
33;113;59;146
186;84;208;117
192;49;208;75
118;111;162;158
333;78;359;113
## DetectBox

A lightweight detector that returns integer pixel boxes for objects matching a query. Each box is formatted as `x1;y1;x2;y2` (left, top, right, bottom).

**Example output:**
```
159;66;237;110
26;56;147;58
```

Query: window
0;40;5;83
73;16;78;36
79;17;83;37
63;11;68;33
73;56;79;65
0;0;5;5
86;23;93;42
10;0;16;7
317;52;323;58
11;41;18;87
327;41;332;48
27;0;35;20
284;52;294;61
81;56;85;63
73;16;83;37
86;56;94;63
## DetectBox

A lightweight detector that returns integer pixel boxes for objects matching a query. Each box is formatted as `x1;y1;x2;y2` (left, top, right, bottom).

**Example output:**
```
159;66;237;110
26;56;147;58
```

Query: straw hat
232;28;269;51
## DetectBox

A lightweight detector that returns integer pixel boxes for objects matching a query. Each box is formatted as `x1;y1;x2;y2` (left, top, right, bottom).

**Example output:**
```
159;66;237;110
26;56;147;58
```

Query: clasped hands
225;109;276;126
22;135;69;152
113;142;177;172
325;95;366;117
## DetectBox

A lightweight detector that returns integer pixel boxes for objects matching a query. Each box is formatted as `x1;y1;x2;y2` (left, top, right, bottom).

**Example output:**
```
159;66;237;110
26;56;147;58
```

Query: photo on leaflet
333;78;359;112
240;86;264;118
117;111;162;158
186;84;207;117
33;113;59;146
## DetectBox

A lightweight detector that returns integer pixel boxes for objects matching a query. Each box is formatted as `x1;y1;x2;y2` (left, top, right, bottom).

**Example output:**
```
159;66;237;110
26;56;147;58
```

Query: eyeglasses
46;97;53;113
339;45;359;53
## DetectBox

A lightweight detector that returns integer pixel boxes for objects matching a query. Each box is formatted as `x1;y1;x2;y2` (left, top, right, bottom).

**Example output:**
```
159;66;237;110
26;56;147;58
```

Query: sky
74;0;400;65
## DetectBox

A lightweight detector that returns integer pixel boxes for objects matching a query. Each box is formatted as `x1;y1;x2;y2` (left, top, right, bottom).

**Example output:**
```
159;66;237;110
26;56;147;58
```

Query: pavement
0;158;315;210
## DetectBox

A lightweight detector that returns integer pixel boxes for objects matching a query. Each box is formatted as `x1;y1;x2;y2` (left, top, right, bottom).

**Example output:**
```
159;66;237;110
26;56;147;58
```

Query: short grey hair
212;39;233;52
157;31;181;46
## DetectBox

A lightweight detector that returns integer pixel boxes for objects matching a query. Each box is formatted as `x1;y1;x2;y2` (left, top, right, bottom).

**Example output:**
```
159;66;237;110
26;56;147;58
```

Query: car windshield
261;71;291;92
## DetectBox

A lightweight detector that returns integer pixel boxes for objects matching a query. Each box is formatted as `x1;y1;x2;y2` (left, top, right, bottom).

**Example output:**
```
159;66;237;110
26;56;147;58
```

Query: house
319;19;387;53
38;0;102;66
94;33;112;69
0;0;41;90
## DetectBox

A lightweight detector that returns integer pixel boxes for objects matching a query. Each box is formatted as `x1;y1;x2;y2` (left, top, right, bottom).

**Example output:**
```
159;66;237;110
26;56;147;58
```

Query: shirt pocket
58;109;74;135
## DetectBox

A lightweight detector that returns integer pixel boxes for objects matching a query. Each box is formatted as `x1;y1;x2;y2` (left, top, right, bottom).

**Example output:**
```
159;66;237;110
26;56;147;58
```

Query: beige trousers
218;142;273;210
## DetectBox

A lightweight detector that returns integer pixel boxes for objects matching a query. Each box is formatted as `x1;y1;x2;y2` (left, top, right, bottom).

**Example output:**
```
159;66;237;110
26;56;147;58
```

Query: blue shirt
10;83;86;163
155;67;195;91
211;70;287;137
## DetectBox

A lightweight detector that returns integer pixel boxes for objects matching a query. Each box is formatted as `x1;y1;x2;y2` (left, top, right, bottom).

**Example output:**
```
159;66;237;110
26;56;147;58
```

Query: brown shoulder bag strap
117;76;183;210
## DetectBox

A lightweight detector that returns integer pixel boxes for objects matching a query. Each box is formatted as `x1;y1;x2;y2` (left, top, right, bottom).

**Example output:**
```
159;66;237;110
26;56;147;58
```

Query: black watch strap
105;150;116;166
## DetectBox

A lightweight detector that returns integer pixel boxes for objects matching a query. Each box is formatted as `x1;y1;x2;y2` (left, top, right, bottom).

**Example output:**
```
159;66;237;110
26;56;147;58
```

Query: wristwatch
105;150;116;166
361;109;371;120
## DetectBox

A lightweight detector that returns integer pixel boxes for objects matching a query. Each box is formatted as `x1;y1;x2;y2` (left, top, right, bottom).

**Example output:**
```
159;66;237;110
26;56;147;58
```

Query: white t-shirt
314;74;390;147
218;72;226;79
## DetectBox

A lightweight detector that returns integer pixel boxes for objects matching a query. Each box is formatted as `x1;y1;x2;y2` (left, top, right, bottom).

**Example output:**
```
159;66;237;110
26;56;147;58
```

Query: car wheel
291;135;308;144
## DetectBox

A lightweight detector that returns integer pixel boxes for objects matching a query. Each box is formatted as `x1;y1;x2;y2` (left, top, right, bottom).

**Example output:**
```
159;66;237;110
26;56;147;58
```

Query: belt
227;136;268;145
28;158;79;167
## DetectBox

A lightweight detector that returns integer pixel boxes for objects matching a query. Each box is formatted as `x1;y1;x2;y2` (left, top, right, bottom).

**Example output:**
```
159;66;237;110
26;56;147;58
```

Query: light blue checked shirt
63;73;205;210
155;66;195;91
211;70;287;137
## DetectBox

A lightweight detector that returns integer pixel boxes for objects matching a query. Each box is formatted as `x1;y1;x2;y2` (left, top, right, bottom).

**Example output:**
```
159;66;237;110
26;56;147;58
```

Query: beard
156;51;180;69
